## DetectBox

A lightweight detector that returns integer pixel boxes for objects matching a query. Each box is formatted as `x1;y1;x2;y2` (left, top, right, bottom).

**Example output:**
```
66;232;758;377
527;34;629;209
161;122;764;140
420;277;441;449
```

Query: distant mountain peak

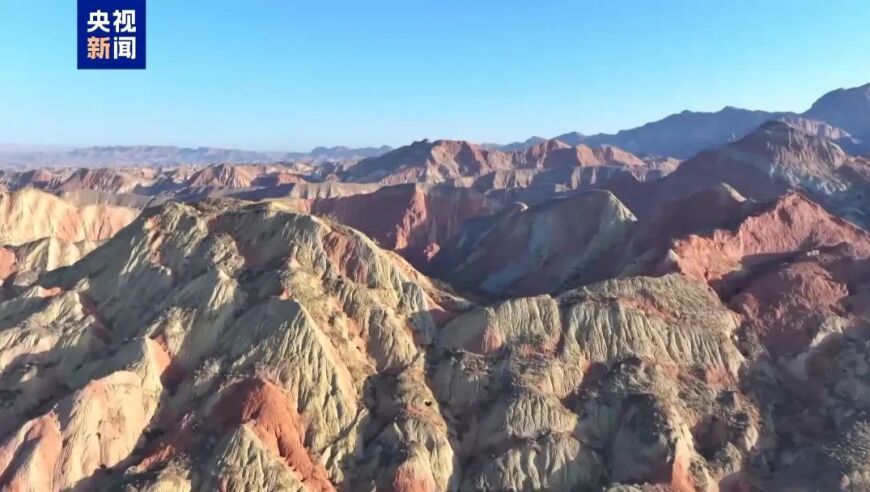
508;82;870;159
804;82;870;139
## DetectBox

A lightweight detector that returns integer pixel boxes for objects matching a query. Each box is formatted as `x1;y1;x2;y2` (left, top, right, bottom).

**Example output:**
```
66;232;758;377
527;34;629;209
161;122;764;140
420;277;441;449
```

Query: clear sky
1;0;869;151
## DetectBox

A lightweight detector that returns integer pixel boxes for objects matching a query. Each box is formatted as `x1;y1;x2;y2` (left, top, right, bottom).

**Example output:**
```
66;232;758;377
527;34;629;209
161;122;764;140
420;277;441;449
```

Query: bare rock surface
3;85;870;490
0;187;867;490
609;121;870;228
433;190;637;297
0;188;137;246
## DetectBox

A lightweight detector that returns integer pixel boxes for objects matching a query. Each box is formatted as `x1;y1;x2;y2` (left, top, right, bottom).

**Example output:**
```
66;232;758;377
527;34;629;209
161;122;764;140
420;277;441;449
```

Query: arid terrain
0;83;868;491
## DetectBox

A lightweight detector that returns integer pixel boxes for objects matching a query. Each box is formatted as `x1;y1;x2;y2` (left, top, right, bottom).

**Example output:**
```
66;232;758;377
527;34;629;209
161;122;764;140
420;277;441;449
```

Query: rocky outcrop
777;115;855;141
186;163;256;189
434;190;637;297
609;121;870;227
342;139;656;186
0;190;867;490
514;140;646;169
432;274;749;490
0;237;99;288
341;139;514;185
644;192;870;285
0;188;137;246
0;188;136;297
0;199;468;490
723;241;870;490
56;167;153;194
310;184;497;269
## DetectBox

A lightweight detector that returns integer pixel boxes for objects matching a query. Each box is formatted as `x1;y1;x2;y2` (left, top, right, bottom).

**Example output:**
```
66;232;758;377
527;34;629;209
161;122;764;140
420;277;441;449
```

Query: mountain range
0;144;394;169
0;81;869;490
2;83;868;170
506;82;870;158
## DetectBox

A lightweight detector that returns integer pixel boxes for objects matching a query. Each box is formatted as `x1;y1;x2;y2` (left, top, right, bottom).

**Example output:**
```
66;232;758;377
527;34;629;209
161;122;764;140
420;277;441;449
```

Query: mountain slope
804;82;870;140
0;199;759;490
309;184;497;268
581;106;782;158
343;138;661;186
0;199;468;490
494;82;870;158
342;139;516;184
0;191;867;489
0;188;137;246
608;121;870;227
433;190;637;297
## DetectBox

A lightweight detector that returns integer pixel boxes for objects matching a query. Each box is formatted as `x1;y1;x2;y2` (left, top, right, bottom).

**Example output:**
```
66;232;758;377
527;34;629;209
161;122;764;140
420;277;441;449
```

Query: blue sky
1;0;869;151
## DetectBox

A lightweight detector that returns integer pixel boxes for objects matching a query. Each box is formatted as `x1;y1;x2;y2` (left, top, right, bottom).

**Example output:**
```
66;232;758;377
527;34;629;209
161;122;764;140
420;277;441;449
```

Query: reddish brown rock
664;192;870;284
56;167;144;194
343;138;653;186
0;188;137;246
607;121;870;228
210;378;335;491
727;245;870;357
390;450;437;492
312;184;496;268
186;163;256;188
342;139;514;184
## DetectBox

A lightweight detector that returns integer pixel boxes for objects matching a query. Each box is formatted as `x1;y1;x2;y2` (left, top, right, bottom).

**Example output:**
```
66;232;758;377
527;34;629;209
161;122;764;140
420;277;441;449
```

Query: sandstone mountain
0;188;138;300
609;121;870;227
2;84;870;491
578;106;781;159
0;164;868;490
433;190;636;297
0;237;100;291
308;184;497;268
497;82;870;158
0;199;760;490
341;139;515;185
341;139;666;186
0;199;468;490
0;188;137;246
185;163;257;189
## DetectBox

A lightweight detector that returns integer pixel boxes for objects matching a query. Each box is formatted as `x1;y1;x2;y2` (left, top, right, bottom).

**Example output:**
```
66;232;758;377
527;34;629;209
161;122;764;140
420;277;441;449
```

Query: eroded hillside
0;91;869;490
0;184;866;491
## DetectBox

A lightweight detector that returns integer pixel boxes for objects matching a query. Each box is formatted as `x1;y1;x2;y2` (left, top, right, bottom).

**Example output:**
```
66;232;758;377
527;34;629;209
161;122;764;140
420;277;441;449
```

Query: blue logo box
77;0;146;69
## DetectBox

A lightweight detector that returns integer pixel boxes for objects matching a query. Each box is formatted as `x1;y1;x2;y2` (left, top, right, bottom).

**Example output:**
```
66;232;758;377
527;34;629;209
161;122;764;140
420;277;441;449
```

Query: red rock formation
252;171;308;187
665;192;870;284
0;247;15;282
57;168;139;193
210;378;335;491
622;184;752;264
344;138;651;185
312;184;496;268
391;459;437;492
342;139;513;184
726;245;870;357
186;163;255;188
607;121;870;227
